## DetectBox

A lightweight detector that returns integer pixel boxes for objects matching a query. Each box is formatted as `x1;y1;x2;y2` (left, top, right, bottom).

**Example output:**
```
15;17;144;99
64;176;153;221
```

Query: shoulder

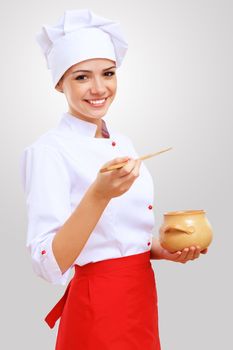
25;128;63;151
21;116;71;165
20;127;68;177
19;131;70;193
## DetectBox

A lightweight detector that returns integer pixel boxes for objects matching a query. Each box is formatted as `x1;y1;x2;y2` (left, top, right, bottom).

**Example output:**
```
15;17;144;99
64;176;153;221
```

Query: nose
90;77;107;96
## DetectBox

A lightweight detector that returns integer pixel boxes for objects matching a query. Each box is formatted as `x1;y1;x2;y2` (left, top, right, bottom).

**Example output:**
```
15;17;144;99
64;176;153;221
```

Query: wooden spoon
100;147;172;173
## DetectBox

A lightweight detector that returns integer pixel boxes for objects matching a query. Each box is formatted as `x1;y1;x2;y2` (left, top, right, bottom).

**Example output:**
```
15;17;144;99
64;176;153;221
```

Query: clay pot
159;210;213;252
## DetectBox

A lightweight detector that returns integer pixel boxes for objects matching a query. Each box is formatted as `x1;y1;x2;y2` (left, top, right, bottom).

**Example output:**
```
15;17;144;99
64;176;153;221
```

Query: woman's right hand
92;156;142;200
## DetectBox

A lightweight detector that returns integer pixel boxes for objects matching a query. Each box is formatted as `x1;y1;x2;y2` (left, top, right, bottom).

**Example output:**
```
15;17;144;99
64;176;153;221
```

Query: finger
177;248;189;262
193;246;201;259
186;246;197;260
101;156;131;169
200;248;208;254
120;171;139;190
134;159;142;174
170;251;182;261
118;159;136;177
180;246;200;262
120;160;142;185
127;159;142;178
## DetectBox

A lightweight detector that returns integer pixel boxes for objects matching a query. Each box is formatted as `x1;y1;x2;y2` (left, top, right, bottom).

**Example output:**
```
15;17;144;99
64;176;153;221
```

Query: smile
84;98;108;107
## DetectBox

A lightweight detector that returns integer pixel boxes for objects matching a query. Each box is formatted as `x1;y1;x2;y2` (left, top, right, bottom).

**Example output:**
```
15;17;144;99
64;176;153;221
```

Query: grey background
1;0;232;349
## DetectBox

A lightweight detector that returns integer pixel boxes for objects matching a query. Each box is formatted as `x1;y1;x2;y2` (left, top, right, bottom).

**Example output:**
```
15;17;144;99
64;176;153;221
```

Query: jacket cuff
31;235;72;285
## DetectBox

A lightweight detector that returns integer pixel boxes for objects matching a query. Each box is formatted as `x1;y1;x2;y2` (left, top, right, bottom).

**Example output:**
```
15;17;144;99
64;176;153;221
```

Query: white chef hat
36;9;128;87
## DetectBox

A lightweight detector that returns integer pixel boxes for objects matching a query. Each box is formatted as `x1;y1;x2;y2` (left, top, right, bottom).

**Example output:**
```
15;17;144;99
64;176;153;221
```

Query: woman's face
56;58;117;123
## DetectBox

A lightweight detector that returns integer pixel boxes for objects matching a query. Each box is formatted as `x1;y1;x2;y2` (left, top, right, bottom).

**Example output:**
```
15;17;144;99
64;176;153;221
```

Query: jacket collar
61;112;110;138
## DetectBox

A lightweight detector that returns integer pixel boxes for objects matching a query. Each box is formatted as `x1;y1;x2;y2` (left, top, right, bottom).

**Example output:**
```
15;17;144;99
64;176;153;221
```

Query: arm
52;157;142;274
21;144;141;284
52;183;110;274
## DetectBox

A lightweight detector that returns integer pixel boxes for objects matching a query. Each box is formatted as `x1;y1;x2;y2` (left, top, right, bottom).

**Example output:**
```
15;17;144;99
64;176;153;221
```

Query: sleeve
20;144;73;285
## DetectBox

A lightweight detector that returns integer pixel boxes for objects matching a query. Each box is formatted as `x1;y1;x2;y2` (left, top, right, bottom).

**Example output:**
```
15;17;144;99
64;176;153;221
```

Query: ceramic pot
159;210;213;252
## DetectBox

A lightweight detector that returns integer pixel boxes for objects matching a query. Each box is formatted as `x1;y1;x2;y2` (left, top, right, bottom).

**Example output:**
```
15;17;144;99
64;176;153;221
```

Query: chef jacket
20;112;155;285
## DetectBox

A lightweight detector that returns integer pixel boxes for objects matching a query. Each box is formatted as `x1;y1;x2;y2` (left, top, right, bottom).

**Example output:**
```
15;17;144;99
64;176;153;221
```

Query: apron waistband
74;250;151;276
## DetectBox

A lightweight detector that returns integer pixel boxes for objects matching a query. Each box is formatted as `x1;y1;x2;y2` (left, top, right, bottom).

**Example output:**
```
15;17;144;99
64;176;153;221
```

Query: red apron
45;251;161;350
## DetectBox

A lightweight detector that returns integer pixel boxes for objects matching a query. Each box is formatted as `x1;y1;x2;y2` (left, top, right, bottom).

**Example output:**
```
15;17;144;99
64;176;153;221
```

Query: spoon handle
100;147;172;173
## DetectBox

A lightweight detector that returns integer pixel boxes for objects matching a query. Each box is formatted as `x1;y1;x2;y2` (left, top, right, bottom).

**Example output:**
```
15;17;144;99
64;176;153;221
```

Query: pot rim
164;209;205;216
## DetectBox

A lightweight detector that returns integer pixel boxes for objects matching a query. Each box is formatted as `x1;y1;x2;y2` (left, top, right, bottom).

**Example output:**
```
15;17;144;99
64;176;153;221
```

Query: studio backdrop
1;0;232;349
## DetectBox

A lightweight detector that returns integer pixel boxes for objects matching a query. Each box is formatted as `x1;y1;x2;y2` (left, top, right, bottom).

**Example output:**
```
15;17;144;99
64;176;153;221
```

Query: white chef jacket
20;112;155;285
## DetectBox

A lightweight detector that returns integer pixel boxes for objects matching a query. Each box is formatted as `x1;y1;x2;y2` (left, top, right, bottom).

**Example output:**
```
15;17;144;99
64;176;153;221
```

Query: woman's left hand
151;238;208;263
161;246;208;263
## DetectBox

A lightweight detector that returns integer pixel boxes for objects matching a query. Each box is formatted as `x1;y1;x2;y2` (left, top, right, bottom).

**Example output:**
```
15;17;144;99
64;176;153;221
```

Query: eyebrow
72;66;116;74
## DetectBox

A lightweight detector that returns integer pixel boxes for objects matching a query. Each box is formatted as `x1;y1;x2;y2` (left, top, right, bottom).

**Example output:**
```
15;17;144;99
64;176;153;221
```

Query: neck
94;119;103;138
95;127;103;138
68;109;105;137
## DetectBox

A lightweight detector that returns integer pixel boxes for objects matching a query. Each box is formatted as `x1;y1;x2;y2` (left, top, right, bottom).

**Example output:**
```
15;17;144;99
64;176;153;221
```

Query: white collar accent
62;112;99;137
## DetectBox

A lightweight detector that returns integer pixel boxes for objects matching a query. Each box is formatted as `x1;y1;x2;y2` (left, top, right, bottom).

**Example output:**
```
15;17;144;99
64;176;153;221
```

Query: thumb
101;156;131;169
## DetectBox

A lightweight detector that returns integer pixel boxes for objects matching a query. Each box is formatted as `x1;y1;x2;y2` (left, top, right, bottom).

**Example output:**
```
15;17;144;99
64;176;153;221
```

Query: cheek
67;85;85;102
109;79;117;95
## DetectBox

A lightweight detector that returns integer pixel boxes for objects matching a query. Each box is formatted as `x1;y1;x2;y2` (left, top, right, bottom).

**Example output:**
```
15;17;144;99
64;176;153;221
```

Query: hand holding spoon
100;147;172;173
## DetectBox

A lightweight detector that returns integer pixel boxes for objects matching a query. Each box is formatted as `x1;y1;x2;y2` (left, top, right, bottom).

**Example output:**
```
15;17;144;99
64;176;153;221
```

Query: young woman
20;9;207;350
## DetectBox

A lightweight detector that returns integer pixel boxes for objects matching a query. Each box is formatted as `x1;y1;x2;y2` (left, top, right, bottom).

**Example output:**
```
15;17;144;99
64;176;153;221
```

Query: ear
55;79;64;93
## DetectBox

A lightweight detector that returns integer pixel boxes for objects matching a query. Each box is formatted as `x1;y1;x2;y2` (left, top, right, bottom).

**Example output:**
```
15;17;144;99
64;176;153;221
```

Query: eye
75;75;88;81
104;71;115;77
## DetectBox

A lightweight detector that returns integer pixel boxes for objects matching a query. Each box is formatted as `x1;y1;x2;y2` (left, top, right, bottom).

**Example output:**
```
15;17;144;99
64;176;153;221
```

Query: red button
41;250;46;255
148;205;153;210
111;141;116;147
147;242;151;246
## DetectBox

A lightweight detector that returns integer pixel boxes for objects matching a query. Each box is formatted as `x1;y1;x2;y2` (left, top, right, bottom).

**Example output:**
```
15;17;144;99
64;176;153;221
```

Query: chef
20;9;207;350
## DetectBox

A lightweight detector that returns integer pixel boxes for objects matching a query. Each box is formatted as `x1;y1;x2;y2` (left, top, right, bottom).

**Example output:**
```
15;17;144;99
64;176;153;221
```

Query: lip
84;97;108;108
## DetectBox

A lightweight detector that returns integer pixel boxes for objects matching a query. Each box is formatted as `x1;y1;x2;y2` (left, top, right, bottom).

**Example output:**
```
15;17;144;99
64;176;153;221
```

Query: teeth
88;98;106;105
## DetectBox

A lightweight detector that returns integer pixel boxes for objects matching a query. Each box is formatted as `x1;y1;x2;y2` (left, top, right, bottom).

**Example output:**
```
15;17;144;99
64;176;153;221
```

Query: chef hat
36;9;128;87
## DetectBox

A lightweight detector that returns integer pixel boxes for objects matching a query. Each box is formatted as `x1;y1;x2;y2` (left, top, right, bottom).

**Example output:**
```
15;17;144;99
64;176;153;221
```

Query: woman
20;9;207;350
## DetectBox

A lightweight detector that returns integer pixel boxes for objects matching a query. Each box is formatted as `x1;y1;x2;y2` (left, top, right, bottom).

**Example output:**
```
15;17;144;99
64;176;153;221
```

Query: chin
89;108;109;118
